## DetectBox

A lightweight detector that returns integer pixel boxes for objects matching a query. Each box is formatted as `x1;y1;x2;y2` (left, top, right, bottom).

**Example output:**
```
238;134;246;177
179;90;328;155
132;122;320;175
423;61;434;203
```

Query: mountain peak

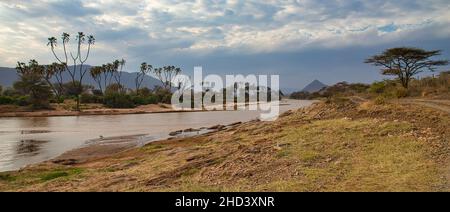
302;80;327;93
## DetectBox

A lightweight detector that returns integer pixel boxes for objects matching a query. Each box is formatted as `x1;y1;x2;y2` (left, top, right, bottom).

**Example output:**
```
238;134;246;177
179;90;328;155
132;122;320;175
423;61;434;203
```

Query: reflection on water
0;100;314;172
16;140;49;155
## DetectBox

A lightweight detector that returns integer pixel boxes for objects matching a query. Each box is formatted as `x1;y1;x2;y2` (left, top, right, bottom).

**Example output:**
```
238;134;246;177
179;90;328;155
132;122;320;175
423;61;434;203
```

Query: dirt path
398;99;450;113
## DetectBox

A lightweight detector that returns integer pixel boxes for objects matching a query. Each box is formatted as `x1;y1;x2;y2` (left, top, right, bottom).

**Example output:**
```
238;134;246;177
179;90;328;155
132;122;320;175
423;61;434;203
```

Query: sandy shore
0;104;181;117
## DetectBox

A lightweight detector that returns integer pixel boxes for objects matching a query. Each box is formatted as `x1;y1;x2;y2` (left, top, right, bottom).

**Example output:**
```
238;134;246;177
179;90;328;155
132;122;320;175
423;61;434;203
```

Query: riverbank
0;99;448;191
0;103;178;117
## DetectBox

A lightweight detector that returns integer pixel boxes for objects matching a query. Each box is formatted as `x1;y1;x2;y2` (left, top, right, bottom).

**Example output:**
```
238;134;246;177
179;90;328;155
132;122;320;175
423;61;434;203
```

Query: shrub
394;87;408;98
132;95;159;105
369;81;386;94
103;93;135;108
80;93;103;104
0;96;14;105
15;96;29;106
50;96;65;104
374;96;386;105
2;88;22;97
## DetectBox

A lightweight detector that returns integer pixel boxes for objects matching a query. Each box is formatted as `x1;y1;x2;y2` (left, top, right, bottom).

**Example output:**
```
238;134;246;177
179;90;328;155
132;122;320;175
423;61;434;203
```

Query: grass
0;167;85;191
261;119;443;191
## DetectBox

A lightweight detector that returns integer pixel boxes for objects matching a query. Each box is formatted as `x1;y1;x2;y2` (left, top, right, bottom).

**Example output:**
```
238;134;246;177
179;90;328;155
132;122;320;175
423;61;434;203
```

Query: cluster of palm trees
90;59;126;93
153;66;182;90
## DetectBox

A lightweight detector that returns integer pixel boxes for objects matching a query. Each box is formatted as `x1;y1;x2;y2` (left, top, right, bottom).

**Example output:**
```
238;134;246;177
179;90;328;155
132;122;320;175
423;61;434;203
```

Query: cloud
0;0;449;89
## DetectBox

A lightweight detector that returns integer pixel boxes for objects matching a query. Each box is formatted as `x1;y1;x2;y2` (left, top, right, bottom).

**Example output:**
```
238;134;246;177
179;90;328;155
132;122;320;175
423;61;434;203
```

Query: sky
0;0;449;90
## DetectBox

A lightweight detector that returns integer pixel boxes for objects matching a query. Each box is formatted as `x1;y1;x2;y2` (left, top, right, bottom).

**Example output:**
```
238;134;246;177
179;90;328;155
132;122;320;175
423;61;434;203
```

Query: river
0;100;314;172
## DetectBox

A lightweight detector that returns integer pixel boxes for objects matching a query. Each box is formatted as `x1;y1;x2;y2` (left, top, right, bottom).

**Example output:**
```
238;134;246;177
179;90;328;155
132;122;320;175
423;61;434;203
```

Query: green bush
15;96;29;106
0;96;14;105
132;95;159;105
103;93;135;108
0;96;29;106
80;93;103;104
50;96;65;104
369;81;386;94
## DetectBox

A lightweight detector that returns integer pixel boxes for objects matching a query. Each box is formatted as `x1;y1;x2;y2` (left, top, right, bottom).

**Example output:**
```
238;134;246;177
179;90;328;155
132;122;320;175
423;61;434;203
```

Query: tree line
0;32;182;110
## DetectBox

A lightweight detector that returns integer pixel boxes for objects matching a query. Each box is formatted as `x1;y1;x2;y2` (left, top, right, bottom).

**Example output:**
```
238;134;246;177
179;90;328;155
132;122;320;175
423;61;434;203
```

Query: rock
52;159;78;165
208;125;226;130
183;128;200;132
228;122;242;127
169;130;182;136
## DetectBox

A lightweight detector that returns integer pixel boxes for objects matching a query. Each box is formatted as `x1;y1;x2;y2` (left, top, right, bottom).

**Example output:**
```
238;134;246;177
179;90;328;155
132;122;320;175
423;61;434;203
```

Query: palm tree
136;62;151;92
90;66;103;93
47;32;95;111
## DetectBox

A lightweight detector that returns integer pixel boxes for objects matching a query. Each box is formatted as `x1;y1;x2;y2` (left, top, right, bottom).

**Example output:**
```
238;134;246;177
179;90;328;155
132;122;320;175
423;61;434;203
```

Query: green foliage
61;81;83;97
368;81;386;94
80;93;103;104
15;60;53;109
50;96;65;104
105;83;125;95
0;96;14;105
153;86;172;104
40;171;69;181
132;95;158;105
366;47;448;88
15;96;29;106
0;95;29;106
2;88;22;97
103;93;135;108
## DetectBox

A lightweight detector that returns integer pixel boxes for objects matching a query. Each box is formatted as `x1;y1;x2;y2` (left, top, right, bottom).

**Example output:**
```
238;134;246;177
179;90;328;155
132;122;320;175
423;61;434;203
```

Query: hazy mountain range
0;66;161;90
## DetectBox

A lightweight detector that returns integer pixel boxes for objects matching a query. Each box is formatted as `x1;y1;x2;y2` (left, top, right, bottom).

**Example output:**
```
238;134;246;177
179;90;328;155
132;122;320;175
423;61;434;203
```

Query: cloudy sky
1;0;449;90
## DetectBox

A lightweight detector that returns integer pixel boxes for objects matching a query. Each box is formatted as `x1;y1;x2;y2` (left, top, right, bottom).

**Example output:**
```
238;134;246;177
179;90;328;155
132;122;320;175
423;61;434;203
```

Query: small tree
365;47;448;88
15;60;53;109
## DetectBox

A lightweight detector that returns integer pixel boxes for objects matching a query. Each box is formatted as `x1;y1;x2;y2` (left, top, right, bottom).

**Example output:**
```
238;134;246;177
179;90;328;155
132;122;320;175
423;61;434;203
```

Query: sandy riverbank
0;103;180;117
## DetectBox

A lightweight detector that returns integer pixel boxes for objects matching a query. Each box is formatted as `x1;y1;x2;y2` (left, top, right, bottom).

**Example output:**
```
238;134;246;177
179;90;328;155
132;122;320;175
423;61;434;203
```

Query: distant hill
0;66;161;89
302;80;327;93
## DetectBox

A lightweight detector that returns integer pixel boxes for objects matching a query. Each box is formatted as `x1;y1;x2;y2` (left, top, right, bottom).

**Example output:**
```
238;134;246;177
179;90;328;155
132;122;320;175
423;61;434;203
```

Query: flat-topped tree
47;32;95;111
365;47;448;88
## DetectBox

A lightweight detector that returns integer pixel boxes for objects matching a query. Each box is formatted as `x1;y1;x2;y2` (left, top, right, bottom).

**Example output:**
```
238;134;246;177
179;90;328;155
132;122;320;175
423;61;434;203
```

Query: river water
0;100;313;172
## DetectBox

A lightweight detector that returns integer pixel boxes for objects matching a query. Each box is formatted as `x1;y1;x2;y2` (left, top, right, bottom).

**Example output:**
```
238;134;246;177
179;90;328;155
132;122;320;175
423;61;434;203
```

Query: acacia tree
136;62;152;92
365;47;448;88
153;66;181;89
47;32;95;110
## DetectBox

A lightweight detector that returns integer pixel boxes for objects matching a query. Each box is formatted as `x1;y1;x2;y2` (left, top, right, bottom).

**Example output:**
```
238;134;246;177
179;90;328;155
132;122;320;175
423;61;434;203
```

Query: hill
302;80;327;93
0;66;161;89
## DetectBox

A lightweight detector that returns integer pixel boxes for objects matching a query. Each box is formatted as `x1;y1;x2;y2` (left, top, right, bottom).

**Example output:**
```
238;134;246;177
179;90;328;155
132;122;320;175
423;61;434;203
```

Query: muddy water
0;100;314;172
